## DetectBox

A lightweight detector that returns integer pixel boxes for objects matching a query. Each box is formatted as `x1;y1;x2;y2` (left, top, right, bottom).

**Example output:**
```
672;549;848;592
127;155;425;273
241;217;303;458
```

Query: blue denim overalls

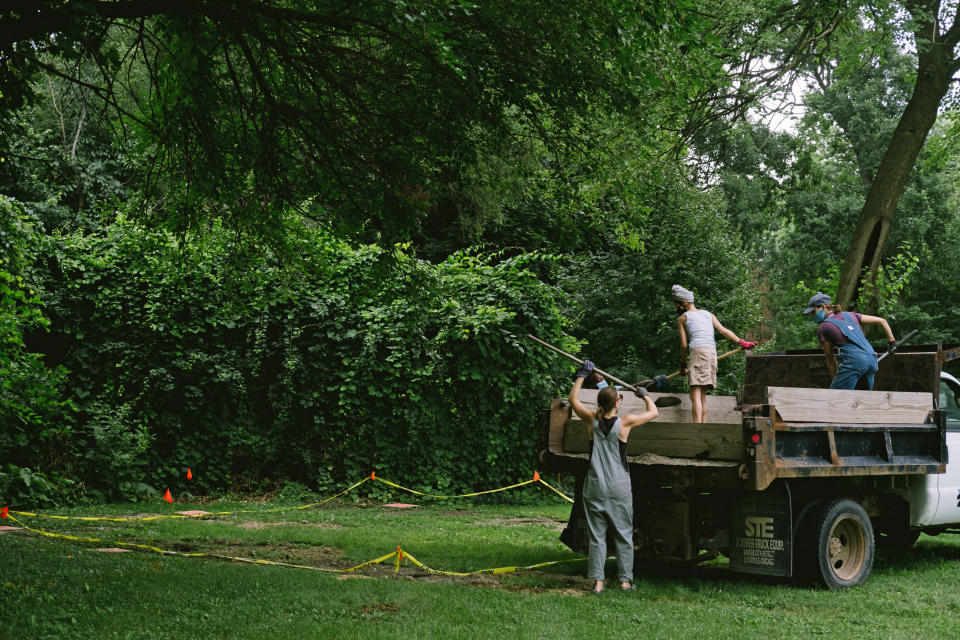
825;312;878;390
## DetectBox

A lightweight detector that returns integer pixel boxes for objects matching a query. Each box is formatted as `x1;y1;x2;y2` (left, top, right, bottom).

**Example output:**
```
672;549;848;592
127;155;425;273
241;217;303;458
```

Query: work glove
738;339;757;350
679;361;687;377
653;374;667;388
575;360;595;379
886;339;897;354
633;386;649;399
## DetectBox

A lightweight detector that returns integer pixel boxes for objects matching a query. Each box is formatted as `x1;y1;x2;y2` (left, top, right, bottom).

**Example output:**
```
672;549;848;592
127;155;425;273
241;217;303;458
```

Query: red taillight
750;432;761;445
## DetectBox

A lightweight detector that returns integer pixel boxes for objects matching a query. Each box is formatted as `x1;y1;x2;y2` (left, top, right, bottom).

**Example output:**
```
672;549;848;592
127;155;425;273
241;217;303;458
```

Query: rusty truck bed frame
540;344;956;489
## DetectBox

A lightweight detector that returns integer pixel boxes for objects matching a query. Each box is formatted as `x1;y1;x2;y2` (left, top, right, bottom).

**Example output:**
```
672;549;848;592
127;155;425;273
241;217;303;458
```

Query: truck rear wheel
801;498;875;589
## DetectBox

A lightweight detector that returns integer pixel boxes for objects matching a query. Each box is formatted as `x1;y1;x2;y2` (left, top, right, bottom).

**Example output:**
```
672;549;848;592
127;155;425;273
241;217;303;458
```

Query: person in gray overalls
569;360;659;594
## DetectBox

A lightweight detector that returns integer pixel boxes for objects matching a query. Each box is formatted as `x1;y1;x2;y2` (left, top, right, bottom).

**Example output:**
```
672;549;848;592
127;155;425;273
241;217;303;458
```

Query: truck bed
541;386;945;491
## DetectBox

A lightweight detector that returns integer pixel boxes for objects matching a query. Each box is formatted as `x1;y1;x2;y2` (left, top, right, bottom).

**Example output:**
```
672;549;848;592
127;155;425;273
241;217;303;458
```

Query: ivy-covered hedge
0;198;72;505
11;216;569;504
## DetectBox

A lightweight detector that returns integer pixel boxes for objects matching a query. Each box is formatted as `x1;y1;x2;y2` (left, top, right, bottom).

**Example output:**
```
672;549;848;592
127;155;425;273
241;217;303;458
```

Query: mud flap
559;470;589;555
730;481;793;577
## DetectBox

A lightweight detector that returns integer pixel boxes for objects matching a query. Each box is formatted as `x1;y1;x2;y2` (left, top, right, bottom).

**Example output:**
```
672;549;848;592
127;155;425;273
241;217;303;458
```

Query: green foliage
860;244;922;320
0;197;73;505
29;216;569;502
0;0;732;244
557;173;761;395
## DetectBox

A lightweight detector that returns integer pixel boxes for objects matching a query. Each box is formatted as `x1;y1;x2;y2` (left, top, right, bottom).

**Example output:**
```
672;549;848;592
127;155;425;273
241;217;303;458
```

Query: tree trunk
836;1;956;309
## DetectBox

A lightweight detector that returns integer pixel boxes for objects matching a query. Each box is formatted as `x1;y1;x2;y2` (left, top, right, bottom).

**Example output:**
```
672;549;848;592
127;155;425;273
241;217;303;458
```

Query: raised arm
620;391;658;433
569;373;596;424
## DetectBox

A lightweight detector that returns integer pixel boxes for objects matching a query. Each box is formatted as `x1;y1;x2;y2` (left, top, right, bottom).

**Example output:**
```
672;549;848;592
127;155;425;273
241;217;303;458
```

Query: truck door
931;374;960;525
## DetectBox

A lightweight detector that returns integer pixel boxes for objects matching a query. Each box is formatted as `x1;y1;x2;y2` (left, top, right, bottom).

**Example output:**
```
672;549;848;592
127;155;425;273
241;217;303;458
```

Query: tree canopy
0;0;735;243
1;1;959;504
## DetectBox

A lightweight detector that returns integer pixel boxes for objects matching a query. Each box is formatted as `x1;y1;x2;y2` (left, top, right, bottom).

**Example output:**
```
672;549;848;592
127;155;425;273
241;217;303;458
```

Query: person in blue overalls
569;360;659;594
802;292;896;390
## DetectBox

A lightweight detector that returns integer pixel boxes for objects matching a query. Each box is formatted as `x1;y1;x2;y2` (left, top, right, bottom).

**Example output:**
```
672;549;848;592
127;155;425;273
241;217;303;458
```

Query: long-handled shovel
877;329;918;362
526;334;682;407
634;346;747;387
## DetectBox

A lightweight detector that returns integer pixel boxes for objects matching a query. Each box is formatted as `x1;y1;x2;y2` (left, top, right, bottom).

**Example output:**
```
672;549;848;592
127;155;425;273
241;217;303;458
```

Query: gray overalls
583;415;634;583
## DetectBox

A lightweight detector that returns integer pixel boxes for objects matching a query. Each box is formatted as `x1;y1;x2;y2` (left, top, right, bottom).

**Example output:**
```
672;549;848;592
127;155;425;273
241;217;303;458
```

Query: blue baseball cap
802;292;832;315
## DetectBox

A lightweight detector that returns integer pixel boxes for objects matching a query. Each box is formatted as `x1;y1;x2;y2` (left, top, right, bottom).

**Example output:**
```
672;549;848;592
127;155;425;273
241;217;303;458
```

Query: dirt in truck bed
627;453;741;468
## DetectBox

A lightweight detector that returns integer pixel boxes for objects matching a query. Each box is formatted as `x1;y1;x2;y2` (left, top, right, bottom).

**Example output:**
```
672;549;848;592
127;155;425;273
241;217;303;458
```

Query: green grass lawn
4;497;960;639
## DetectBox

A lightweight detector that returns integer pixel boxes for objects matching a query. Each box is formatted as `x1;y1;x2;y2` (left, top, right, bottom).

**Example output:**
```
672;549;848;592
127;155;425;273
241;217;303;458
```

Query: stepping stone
0;526;21;533
96;548;133;553
176;510;210;516
384;503;417;509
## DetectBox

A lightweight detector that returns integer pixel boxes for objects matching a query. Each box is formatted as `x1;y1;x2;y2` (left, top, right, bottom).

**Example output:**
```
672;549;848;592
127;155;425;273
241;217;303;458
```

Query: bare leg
697;387;709;423
690;386;703;423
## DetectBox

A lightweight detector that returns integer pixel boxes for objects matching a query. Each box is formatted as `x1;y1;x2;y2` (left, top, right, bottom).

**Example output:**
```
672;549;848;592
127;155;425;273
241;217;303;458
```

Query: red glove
738;339;757;350
679;361;687;376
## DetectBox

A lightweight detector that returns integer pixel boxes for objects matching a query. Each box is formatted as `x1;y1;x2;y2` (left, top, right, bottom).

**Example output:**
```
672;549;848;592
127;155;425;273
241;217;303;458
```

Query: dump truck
538;344;960;589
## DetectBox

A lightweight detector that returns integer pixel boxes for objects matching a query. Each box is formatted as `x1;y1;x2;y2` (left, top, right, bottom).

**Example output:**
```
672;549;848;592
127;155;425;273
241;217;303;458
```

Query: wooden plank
766;386;933;424
572;389;740;425
561;417;743;460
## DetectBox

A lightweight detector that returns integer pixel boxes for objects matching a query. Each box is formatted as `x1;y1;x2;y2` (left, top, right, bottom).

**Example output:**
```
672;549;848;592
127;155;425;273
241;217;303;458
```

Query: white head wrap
671;285;694;303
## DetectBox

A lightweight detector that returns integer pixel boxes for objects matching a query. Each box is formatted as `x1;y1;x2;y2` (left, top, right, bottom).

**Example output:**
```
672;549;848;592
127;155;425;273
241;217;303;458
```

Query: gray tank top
685;309;716;350
586;416;630;491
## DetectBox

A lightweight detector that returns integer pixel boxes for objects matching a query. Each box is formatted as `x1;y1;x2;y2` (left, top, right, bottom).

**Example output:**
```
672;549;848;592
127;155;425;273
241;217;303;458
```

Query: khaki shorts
688;346;718;388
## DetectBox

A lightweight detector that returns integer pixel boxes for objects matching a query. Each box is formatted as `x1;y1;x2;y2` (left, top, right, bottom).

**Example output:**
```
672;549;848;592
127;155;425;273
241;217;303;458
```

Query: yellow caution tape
8;472;573;522
373;476;538;499
537;478;574;503
9;476;372;522
397;548;583;576
5;513;583;577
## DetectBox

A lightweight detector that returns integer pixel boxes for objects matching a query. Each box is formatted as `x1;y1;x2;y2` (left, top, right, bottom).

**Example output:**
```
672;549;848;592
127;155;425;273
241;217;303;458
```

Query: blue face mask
813;309;826;324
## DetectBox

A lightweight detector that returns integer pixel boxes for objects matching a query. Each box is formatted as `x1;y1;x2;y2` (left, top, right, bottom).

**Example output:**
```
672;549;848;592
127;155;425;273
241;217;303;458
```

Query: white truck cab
910;371;960;529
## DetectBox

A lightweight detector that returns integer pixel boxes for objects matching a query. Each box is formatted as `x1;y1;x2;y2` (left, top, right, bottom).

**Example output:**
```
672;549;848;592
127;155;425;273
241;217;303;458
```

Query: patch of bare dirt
361;602;400;615
473;517;566;531
395;568;589;595
165;538;347;567
235;520;343;530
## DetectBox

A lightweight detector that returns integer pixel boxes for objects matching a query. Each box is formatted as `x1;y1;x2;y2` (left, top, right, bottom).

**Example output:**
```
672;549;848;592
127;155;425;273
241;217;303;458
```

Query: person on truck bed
569;360;659;594
672;285;756;423
802;292;896;390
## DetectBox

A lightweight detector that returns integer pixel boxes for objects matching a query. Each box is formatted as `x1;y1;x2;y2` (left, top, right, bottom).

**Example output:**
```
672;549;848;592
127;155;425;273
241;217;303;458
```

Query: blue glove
576;360;595;379
653;375;667;388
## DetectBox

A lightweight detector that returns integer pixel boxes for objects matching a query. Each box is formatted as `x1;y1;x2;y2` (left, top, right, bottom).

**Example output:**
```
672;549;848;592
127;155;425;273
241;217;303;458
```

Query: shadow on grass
874;535;960;571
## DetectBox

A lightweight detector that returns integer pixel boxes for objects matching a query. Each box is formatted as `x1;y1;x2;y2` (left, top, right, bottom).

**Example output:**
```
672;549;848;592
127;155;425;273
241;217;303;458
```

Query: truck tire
801;498;875;589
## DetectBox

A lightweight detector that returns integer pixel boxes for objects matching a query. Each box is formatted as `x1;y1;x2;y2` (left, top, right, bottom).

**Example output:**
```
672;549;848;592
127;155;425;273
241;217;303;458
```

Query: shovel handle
661;346;746;381
877;328;919;362
525;334;641;392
